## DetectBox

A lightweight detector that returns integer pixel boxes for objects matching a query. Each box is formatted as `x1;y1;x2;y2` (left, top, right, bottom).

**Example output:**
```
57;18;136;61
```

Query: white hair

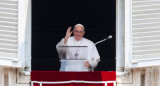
74;24;85;30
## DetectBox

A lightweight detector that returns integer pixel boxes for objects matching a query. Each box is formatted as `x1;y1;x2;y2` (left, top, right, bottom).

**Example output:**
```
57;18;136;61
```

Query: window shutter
0;0;26;68
125;0;160;68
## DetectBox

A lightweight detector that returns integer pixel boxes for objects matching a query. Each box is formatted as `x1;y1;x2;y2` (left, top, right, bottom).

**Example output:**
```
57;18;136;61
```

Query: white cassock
56;36;100;71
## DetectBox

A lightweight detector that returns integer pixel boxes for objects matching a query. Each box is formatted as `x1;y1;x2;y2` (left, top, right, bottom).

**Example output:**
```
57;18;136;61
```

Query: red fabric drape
31;71;116;86
33;83;114;86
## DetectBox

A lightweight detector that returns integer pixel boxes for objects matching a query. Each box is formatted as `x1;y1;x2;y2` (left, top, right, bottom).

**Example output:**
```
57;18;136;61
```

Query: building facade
1;0;160;86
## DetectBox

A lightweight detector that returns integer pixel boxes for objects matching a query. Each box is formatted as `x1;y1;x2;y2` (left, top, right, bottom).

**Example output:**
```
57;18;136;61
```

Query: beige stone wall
117;67;160;86
0;67;30;86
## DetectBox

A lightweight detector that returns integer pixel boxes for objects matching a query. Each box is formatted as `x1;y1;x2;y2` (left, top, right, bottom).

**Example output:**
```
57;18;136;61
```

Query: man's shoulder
83;38;94;44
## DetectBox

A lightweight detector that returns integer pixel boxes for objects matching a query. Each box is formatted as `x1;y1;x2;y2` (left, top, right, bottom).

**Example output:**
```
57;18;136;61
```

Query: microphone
95;35;112;45
105;35;112;40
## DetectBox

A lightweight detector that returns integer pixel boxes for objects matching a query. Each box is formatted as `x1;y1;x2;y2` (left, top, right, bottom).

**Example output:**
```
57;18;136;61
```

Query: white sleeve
90;43;100;68
56;38;68;59
90;58;100;68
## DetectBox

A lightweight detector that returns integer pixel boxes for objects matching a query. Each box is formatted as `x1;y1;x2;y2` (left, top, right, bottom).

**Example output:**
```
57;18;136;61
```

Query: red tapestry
31;71;116;86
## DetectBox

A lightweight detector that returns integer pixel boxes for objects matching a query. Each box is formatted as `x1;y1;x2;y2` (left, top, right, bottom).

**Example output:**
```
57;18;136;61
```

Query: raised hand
65;27;72;38
64;27;72;44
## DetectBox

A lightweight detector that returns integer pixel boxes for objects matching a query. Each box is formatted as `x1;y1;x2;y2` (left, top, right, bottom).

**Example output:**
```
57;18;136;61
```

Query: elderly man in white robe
56;24;100;71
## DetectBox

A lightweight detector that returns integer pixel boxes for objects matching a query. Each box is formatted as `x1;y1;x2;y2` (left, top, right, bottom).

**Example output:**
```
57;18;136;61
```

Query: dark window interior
32;0;116;71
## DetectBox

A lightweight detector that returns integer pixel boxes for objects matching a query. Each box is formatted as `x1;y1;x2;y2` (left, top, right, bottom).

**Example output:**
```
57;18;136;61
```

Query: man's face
73;26;85;41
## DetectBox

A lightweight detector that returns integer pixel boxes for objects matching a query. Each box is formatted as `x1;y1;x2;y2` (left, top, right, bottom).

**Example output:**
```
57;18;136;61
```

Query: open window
32;0;115;71
124;0;160;68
